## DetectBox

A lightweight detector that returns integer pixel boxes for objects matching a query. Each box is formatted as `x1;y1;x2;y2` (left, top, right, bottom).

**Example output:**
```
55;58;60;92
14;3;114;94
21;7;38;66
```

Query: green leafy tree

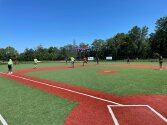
77;42;89;59
35;45;48;60
107;33;128;59
91;39;106;58
63;42;78;58
47;47;59;60
20;48;35;61
5;46;19;60
128;26;148;58
0;48;6;60
150;16;167;56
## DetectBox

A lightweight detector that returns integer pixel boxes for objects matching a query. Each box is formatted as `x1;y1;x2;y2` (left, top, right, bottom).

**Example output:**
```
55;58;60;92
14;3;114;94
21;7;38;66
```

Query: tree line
0;16;167;61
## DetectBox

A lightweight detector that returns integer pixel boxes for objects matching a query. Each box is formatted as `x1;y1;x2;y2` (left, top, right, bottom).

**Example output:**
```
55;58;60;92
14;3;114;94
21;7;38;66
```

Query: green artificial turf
0;62;67;72
27;65;167;95
0;76;77;125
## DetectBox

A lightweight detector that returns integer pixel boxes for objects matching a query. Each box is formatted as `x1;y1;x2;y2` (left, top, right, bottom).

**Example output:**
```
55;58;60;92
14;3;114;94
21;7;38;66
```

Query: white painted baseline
1;73;166;124
107;105;119;125
107;105;167;125
0;114;8;125
0;72;122;105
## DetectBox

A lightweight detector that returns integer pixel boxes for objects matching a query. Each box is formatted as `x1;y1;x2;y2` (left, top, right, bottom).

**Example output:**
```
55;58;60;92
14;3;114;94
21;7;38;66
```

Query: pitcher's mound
97;70;120;74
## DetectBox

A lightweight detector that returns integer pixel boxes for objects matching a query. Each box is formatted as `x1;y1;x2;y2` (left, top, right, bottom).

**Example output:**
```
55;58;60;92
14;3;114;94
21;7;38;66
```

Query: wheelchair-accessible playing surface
0;64;167;125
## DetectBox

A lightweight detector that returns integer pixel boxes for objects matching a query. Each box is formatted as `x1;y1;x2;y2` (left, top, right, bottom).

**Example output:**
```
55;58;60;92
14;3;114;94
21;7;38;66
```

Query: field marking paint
107;105;119;125
147;105;167;123
1;72;166;124
107;105;167;125
0;114;8;125
0;72;122;105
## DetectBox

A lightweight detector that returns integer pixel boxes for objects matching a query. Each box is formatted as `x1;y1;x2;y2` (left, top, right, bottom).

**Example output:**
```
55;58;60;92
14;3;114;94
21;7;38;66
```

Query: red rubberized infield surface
0;64;167;125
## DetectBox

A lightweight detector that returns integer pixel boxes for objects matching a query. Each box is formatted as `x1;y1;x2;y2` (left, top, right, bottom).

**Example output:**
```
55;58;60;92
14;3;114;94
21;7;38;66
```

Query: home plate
107;105;167;125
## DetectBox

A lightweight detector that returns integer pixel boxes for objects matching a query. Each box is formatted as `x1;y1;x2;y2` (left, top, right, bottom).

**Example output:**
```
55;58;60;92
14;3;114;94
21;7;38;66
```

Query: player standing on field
83;57;88;66
71;57;75;68
65;56;68;64
34;58;38;69
127;57;130;64
159;55;163;70
8;59;13;74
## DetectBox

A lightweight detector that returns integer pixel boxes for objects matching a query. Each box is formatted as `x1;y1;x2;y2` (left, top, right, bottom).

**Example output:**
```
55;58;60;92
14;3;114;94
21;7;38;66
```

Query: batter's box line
0;72;122;105
107;105;167;125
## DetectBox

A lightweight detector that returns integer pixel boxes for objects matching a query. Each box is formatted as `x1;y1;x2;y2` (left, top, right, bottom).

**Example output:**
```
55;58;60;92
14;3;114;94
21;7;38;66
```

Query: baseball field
0;61;167;125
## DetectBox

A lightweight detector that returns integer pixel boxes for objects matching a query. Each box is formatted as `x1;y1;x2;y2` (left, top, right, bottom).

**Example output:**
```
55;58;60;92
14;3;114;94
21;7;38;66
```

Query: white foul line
107;105;119;125
0;72;122;105
1;72;167;124
147;105;167;123
107;105;167;125
0;114;8;125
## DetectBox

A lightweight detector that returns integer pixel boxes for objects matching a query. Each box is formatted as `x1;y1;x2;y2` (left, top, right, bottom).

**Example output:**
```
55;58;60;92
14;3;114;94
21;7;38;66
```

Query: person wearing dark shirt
159;56;163;70
127;57;130;64
83;57;88;66
65;56;68;64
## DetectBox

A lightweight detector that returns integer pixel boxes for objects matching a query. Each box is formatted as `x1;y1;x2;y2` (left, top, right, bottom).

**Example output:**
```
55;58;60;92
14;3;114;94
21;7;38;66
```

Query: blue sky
0;0;167;52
